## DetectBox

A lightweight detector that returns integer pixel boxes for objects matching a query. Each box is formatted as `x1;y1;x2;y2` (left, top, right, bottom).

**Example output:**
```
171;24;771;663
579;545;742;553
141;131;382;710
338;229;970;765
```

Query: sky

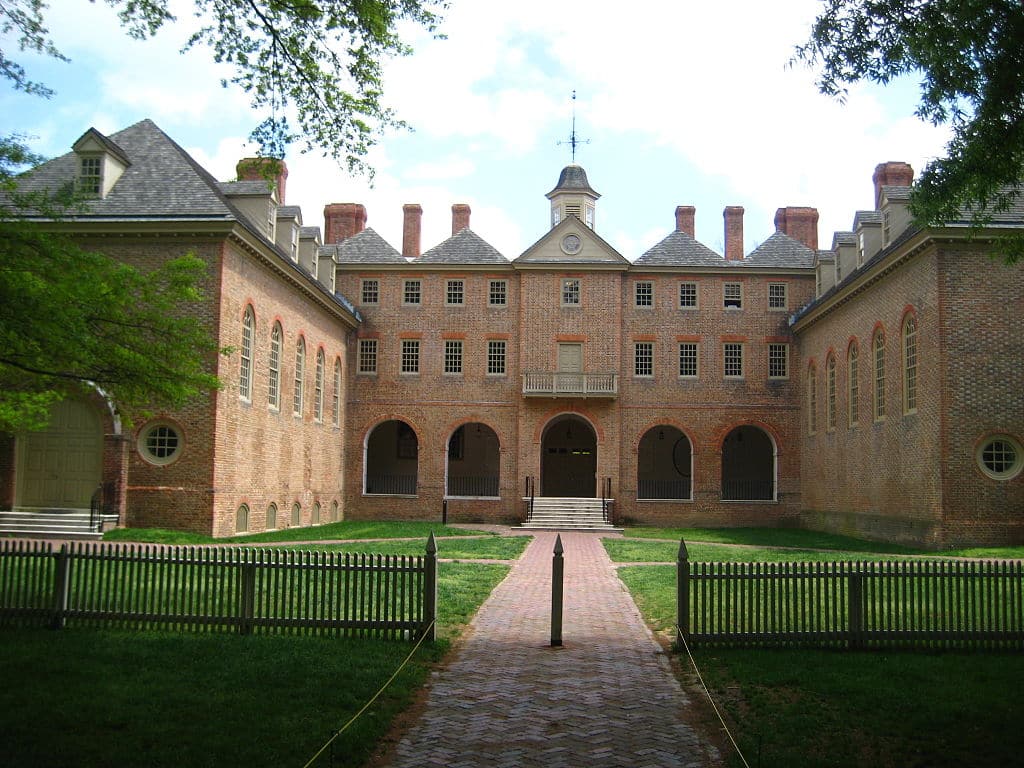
2;0;952;260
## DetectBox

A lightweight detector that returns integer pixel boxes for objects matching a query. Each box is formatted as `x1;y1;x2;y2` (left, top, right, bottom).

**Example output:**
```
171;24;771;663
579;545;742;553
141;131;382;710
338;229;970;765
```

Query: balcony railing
522;372;618;398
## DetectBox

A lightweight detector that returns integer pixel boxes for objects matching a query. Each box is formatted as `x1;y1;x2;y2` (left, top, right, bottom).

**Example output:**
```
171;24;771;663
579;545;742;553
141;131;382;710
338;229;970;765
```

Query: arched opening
16;399;103;508
446;423;500;498
721;425;775;501
541;415;597;497
364;419;418;495
638;426;692;500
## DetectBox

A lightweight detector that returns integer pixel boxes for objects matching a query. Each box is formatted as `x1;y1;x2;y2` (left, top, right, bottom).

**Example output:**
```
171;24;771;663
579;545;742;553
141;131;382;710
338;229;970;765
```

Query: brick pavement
385;531;720;767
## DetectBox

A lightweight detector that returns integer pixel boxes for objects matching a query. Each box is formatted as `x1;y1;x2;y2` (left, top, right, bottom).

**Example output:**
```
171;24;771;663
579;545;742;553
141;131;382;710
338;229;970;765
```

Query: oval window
976;436;1023;481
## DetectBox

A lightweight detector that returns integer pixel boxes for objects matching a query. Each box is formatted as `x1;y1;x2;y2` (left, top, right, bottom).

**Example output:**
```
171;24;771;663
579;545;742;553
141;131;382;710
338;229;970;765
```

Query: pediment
514;217;629;267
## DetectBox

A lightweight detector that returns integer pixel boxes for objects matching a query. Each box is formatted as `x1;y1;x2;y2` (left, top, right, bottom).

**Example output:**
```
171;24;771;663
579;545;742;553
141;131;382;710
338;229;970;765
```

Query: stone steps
519;497;620;532
0;509;116;541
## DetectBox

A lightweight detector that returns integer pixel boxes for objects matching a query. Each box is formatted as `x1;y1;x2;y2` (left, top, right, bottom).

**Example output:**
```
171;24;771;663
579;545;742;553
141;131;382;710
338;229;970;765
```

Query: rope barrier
301;620;436;768
675;625;751;768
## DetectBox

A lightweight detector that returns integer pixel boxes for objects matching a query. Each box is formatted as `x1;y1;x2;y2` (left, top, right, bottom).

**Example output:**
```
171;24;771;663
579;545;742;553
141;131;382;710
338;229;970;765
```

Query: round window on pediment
561;233;582;255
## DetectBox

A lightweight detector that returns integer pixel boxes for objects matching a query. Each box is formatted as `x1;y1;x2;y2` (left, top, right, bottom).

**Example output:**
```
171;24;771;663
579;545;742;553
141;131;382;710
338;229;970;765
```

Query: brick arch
847;336;860;356
532;406;605;443
710;419;782;456
632;419;698;454
442;418;502;451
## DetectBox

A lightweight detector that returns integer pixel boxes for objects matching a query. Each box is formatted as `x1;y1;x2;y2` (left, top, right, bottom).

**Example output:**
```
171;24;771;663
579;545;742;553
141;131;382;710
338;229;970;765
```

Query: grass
103;520;494;545
2;523;520;768
614;532;1024;768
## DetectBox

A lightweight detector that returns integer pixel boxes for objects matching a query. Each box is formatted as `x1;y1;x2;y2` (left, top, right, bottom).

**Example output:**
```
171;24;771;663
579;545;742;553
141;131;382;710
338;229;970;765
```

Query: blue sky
2;0;950;259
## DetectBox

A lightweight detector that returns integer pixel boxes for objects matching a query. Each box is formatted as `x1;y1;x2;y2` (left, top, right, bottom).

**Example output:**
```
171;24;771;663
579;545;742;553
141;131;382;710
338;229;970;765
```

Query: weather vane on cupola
557;90;590;163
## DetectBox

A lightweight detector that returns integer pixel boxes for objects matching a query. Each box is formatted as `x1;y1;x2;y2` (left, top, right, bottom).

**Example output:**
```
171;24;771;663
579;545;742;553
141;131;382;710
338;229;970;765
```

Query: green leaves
794;0;1024;262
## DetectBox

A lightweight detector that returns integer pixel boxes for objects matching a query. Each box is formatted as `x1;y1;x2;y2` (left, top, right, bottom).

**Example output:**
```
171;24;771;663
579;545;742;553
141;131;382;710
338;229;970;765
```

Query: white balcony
521;371;618;398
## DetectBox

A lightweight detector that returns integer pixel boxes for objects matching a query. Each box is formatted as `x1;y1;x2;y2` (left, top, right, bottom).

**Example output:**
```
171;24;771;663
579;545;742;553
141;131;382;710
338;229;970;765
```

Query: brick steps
0;509;115;541
519;497;620;532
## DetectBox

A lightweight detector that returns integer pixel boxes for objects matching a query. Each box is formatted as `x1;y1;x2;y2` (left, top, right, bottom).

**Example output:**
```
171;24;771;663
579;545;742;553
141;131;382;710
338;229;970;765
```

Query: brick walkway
385;531;720;767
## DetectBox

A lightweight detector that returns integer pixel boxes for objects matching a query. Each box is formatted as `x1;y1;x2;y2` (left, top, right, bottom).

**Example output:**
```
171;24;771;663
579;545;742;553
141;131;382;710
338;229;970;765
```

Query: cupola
546;164;600;230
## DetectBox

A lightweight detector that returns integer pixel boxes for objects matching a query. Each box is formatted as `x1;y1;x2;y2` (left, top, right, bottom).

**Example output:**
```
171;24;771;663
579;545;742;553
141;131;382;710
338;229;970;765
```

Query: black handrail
89;484;103;532
524;476;535;522
600;477;614;523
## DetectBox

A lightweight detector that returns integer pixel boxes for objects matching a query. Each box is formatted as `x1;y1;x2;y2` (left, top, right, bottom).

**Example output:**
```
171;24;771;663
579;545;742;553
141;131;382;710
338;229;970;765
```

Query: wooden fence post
51;544;70;631
676;538;690;650
551;534;564;647
239;555;256;635
421;533;437;642
848;565;865;650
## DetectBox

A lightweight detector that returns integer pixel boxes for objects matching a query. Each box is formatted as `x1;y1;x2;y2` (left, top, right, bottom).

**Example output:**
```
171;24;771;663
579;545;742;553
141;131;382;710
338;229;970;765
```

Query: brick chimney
236;157;288;204
452;203;471;235
323;203;366;245
774;206;819;250
872;161;914;208
675;206;696;237
724;206;744;261
403;203;422;258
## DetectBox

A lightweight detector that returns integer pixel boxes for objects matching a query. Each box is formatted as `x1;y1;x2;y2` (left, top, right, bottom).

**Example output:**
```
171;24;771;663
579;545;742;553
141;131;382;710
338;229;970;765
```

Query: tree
1;0;447;173
0;138;223;433
794;0;1024;262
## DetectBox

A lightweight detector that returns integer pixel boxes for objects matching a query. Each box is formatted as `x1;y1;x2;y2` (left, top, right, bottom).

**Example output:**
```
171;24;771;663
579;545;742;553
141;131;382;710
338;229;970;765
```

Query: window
138;422;183;466
724;282;742;309
487;340;506;375
239;307;254;401
267;503;278;530
883;210;892;245
235;505;249;533
314;349;325;422
808;366;817;434
489;280;507;306
768;283;787;310
332;358;341;427
976;436;1023;480
848;342;859;427
635;281;653;307
358;339;378;374
903;314;918;414
291;503;301;526
79;156;102;196
312;502;321;524
293;338;305;416
361;279;379;304
268;323;282;409
331;500;339;522
444;340;463;374
679;282;698;308
724;343;744;378
873;329;886;421
826;354;837;431
634;342;654;377
401;339;420;374
446;279;464;305
678;343;698;378
403;279;421;305
768;343;788;379
562;278;580;306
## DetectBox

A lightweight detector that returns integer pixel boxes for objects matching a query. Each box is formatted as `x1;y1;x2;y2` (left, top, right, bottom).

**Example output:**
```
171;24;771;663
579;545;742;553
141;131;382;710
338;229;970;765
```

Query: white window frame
487;340;507;375
444;339;463;375
768;343;788;380
361;279;379;305
314;349;325;423
239;307;254;402
635;281;653;307
403;279;421;305
723;342;744;378
293;338;305;417
401;339;420;375
634;342;654;377
873;330;886;421
358;339;378;375
332;358;341;428
268;323;282;410
826;354;837;432
489;280;507;307
678;342;699;379
561;278;581;306
903;314;918;415
679;282;698;309
446;279;465;306
848;342;859;427
724;282;742;309
768;283;787;311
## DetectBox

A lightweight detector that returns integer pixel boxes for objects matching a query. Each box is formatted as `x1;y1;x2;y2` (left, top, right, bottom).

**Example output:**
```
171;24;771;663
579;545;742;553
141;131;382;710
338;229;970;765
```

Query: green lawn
1;524;520;768
614;533;1024;768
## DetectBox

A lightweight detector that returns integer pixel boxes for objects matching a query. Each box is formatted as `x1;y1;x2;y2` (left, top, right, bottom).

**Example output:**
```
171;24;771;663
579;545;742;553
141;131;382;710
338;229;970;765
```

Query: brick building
1;119;1021;546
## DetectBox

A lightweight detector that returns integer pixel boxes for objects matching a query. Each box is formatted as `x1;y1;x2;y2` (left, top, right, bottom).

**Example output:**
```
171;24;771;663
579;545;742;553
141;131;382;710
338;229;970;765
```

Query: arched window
847;341;859;427
293;337;305;417
903;314;917;414
291;502;301;526
873;328;886;421
807;364;817;435
826;353;837;431
313;501;321;524
314;349;325;423
268;323;282;410
235;504;249;533
332;358;342;428
331;500;339;522
267;502;278;530
239;307;254;401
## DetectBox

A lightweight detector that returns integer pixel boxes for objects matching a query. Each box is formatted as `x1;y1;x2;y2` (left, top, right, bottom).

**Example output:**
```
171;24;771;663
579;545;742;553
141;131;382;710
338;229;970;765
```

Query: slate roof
741;231;815;268
634;231;724;267
330;227;405;264
277;205;302;219
418;228;509;265
299;225;321;241
219;180;274;198
547;164;600;198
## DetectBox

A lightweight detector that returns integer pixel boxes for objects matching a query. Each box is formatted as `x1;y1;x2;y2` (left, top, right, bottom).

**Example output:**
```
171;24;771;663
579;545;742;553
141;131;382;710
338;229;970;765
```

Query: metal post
551;534;564;647
442;499;448;525
676;538;690;649
422;533;437;642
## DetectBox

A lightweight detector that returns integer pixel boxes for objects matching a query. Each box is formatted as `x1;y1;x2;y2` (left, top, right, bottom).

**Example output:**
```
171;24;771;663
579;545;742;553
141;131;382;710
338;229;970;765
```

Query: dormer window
79;156;102;196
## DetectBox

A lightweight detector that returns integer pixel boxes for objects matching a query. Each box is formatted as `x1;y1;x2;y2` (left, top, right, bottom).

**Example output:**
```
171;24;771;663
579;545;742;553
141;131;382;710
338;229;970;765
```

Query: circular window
138;422;183;466
976;435;1023;480
561;233;582;255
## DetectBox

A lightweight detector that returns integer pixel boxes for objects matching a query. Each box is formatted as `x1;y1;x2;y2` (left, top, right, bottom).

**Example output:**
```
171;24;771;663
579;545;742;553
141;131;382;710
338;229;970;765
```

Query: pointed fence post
551;534;564;647
422;533;437;642
51;543;70;631
676;538;690;650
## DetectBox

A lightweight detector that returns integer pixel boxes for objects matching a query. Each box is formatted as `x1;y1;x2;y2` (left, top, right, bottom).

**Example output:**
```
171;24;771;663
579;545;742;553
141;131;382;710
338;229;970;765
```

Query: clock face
561;233;582;255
